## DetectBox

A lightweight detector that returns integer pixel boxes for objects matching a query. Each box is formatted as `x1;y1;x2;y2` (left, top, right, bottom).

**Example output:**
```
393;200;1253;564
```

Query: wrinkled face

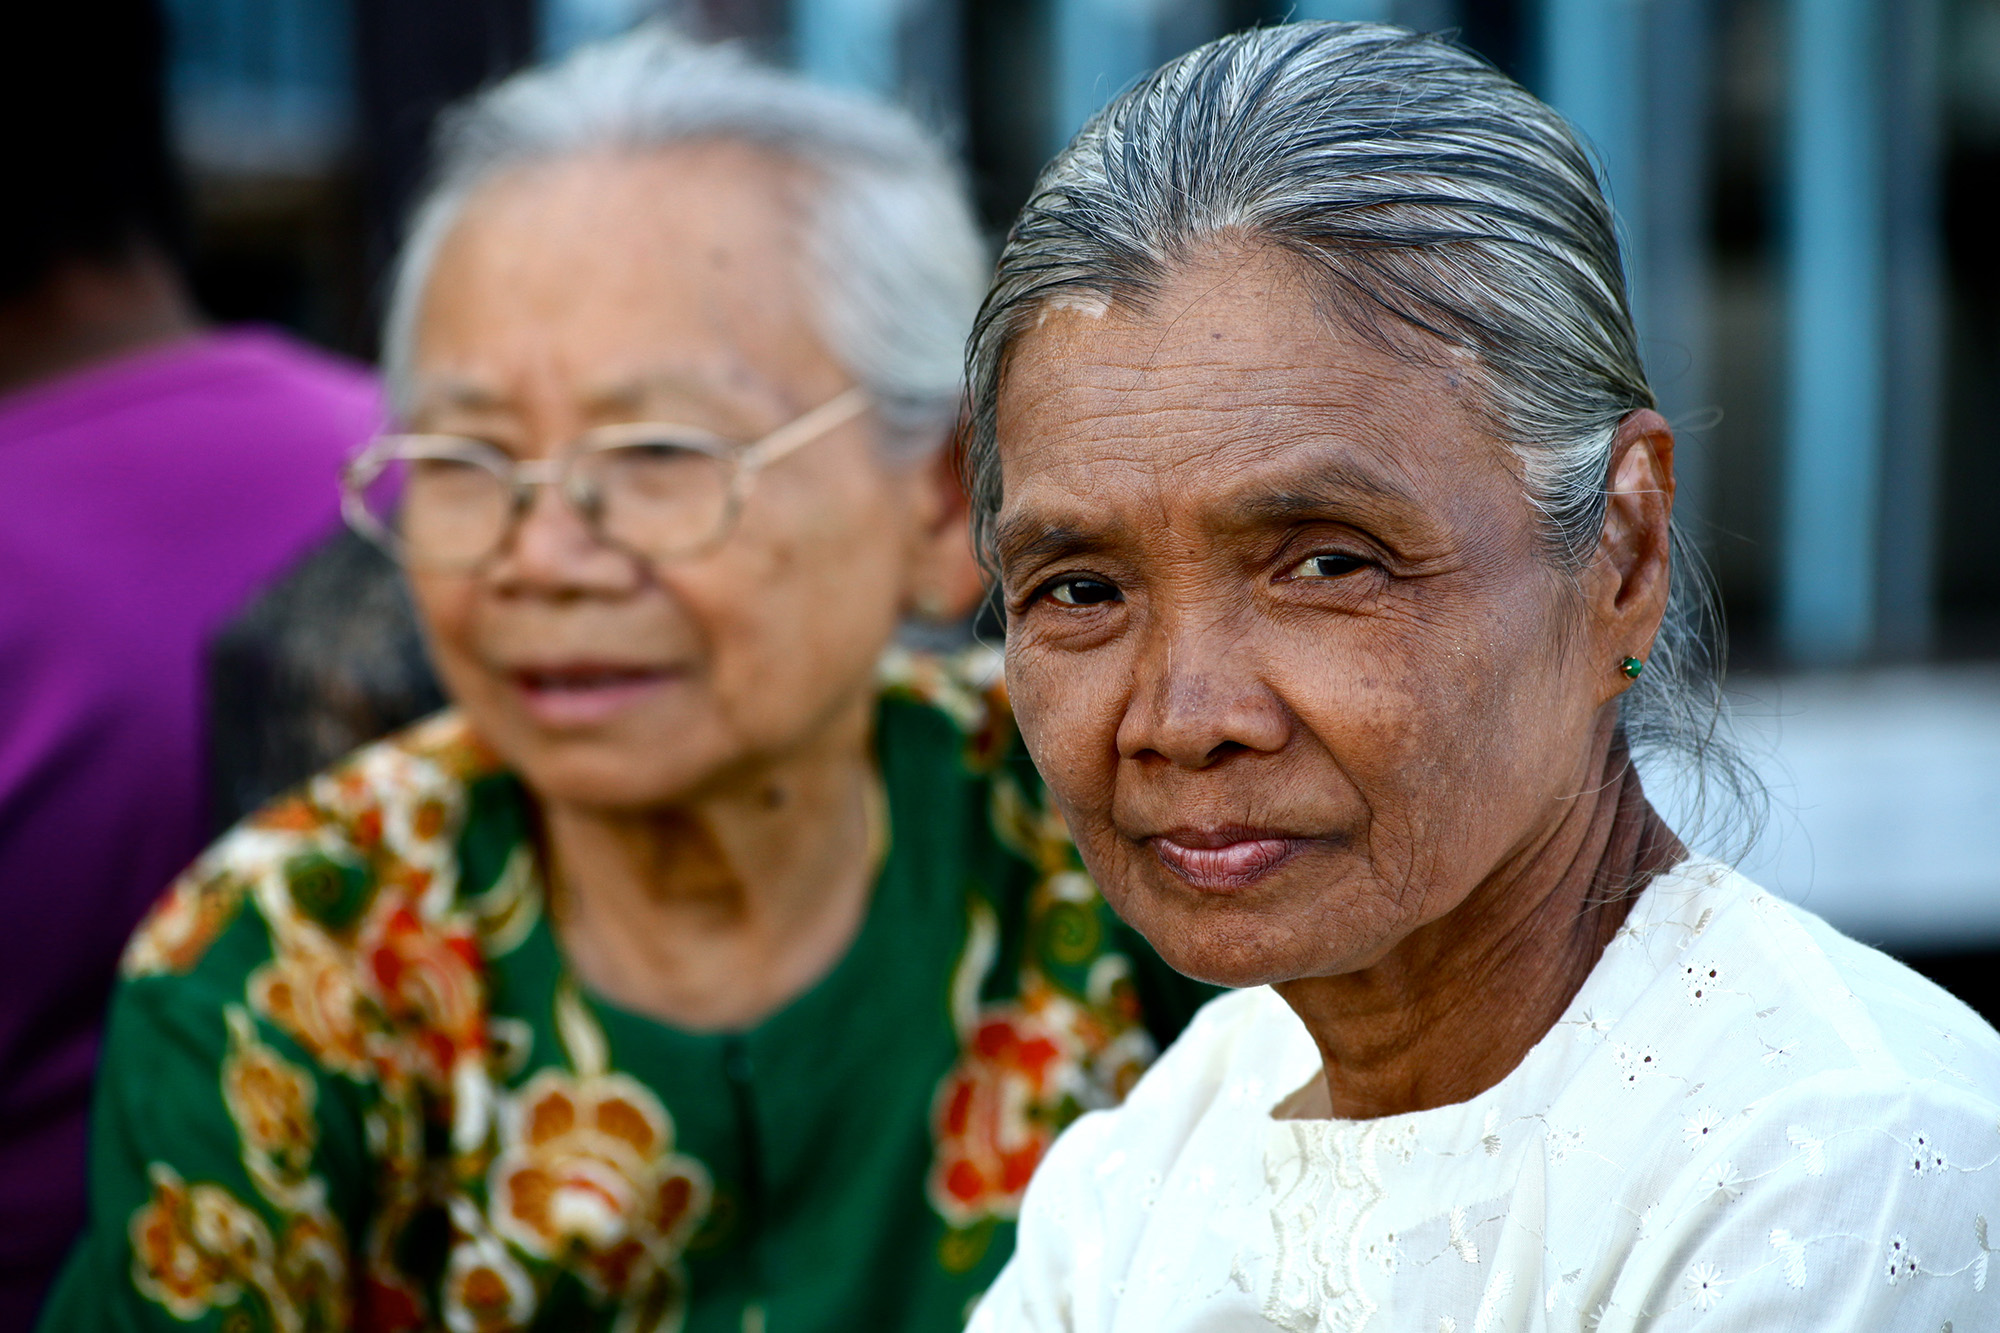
405;144;944;809
994;246;1621;987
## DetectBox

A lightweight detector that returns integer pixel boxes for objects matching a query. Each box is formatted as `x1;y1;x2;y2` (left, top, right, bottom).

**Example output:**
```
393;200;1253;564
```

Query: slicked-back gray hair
966;21;1759;848
383;24;985;458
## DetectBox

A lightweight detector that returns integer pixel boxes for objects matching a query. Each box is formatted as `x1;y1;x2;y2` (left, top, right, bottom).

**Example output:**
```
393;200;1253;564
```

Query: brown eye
1047;577;1120;606
1288;553;1367;579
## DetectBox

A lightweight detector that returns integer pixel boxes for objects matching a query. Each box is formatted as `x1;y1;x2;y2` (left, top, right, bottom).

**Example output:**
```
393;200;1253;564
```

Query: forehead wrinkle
996;433;1280;567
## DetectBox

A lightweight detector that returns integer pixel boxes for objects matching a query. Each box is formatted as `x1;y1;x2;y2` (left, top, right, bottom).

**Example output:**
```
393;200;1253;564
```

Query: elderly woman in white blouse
961;23;2000;1333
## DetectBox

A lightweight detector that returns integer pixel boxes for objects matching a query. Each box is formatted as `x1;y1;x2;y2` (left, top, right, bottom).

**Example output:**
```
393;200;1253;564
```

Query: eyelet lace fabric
971;860;2000;1332
1250;1121;1386;1331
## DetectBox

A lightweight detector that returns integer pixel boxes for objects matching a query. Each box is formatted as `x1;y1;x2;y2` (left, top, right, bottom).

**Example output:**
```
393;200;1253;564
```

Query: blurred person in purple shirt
0;4;379;1322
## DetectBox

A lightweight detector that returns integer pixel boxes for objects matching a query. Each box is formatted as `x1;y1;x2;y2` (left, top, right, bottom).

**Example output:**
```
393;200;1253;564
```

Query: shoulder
202;327;382;426
1527;863;2000;1321
1557;860;2000;1181
115;709;525;1112
1647;869;2000;1218
1593;1039;2000;1327
874;644;1057;880
123;711;503;979
1612;860;2000;1099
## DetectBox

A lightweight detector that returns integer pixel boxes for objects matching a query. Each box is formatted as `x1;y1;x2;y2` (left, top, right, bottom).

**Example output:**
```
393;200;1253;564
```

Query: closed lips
1147;830;1307;889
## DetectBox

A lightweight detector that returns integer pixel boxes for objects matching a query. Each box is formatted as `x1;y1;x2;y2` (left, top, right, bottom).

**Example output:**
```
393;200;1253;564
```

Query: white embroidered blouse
969;859;2000;1331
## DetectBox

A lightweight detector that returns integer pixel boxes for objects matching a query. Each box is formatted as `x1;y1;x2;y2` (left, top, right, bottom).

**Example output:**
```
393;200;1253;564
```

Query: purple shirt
0;328;379;1323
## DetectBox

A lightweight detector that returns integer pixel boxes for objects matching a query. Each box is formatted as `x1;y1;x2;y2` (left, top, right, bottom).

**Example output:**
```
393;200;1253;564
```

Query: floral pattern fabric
42;650;1214;1333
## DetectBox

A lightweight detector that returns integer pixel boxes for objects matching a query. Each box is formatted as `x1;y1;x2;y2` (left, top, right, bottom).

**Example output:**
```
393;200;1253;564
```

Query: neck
539;692;883;1032
0;246;201;399
1276;725;1682;1120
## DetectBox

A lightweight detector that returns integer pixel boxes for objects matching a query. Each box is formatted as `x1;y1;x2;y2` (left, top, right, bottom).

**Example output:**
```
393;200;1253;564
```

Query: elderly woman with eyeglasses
39;31;1210;1333
963;25;2000;1333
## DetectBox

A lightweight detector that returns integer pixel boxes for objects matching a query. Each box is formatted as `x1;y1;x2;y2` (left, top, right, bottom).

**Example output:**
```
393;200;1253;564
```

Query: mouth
506;663;680;727
1146;828;1311;892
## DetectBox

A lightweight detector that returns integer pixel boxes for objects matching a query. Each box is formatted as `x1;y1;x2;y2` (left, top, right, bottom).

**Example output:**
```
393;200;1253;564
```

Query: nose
489;479;643;594
1115;608;1291;769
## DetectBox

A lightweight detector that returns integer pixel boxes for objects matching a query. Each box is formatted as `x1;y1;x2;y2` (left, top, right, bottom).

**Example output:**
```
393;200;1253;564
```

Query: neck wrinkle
533;692;886;1030
1283;729;1683;1121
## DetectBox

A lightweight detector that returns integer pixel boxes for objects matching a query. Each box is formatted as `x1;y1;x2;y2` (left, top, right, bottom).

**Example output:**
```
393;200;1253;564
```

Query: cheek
1349;591;1586;846
1005;638;1126;823
1269;576;1583;851
687;475;912;713
406;575;485;695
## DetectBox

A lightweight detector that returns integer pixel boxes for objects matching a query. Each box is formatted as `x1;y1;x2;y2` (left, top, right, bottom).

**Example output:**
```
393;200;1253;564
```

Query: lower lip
511;673;675;727
1149;836;1307;891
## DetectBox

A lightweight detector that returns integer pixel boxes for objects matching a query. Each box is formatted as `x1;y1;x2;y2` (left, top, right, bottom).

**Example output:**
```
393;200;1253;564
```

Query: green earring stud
1619;656;1645;680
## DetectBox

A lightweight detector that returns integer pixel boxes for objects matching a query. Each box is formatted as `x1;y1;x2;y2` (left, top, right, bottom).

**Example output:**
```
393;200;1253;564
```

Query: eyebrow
407;369;764;434
577;370;738;417
993;518;1104;569
1234;460;1424;524
410;378;509;416
995;455;1428;572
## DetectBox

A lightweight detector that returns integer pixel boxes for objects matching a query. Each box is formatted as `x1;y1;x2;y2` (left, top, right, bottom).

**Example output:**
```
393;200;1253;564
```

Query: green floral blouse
39;650;1214;1333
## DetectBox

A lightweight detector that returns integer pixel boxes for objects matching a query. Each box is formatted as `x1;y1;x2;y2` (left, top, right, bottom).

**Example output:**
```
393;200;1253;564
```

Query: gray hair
966;22;1760;850
383;24;986;458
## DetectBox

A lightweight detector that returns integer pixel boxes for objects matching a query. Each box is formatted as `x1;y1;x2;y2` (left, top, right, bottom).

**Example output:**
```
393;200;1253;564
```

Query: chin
509;743;705;812
1106;864;1390;989
1151;926;1331;989
1101;888;1283;987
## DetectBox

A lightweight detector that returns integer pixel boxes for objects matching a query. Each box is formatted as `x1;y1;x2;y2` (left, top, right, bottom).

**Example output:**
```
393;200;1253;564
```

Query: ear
900;435;987;623
1587;409;1675;700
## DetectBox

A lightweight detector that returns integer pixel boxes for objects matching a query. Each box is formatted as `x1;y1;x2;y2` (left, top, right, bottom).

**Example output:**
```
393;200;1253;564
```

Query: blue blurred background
158;0;2000;981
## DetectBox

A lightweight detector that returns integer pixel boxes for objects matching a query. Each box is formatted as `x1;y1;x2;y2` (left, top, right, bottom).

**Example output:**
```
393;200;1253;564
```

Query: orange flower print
490;1068;711;1296
929;899;1159;1237
441;1221;536;1333
123;868;245;977
129;1165;249;1319
485;988;711;1324
278;1208;351;1330
129;1164;337;1328
362;901;487;1088
221;1008;319;1197
929;1001;1073;1226
251;794;324;834
412;796;450;843
250;941;373;1079
408;710;504;780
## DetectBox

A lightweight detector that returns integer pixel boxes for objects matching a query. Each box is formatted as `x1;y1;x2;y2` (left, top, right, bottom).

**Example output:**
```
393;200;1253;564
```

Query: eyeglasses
342;387;869;570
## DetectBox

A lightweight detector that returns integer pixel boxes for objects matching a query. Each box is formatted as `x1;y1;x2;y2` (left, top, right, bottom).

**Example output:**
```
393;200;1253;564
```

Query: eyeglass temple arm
743;387;871;470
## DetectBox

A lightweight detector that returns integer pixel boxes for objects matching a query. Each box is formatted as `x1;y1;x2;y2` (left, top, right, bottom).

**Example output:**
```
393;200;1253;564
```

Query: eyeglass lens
358;440;739;568
587;443;734;558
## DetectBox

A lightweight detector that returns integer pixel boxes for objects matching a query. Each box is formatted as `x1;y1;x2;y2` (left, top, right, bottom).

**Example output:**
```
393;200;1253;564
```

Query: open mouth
516;666;665;691
508;665;678;725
